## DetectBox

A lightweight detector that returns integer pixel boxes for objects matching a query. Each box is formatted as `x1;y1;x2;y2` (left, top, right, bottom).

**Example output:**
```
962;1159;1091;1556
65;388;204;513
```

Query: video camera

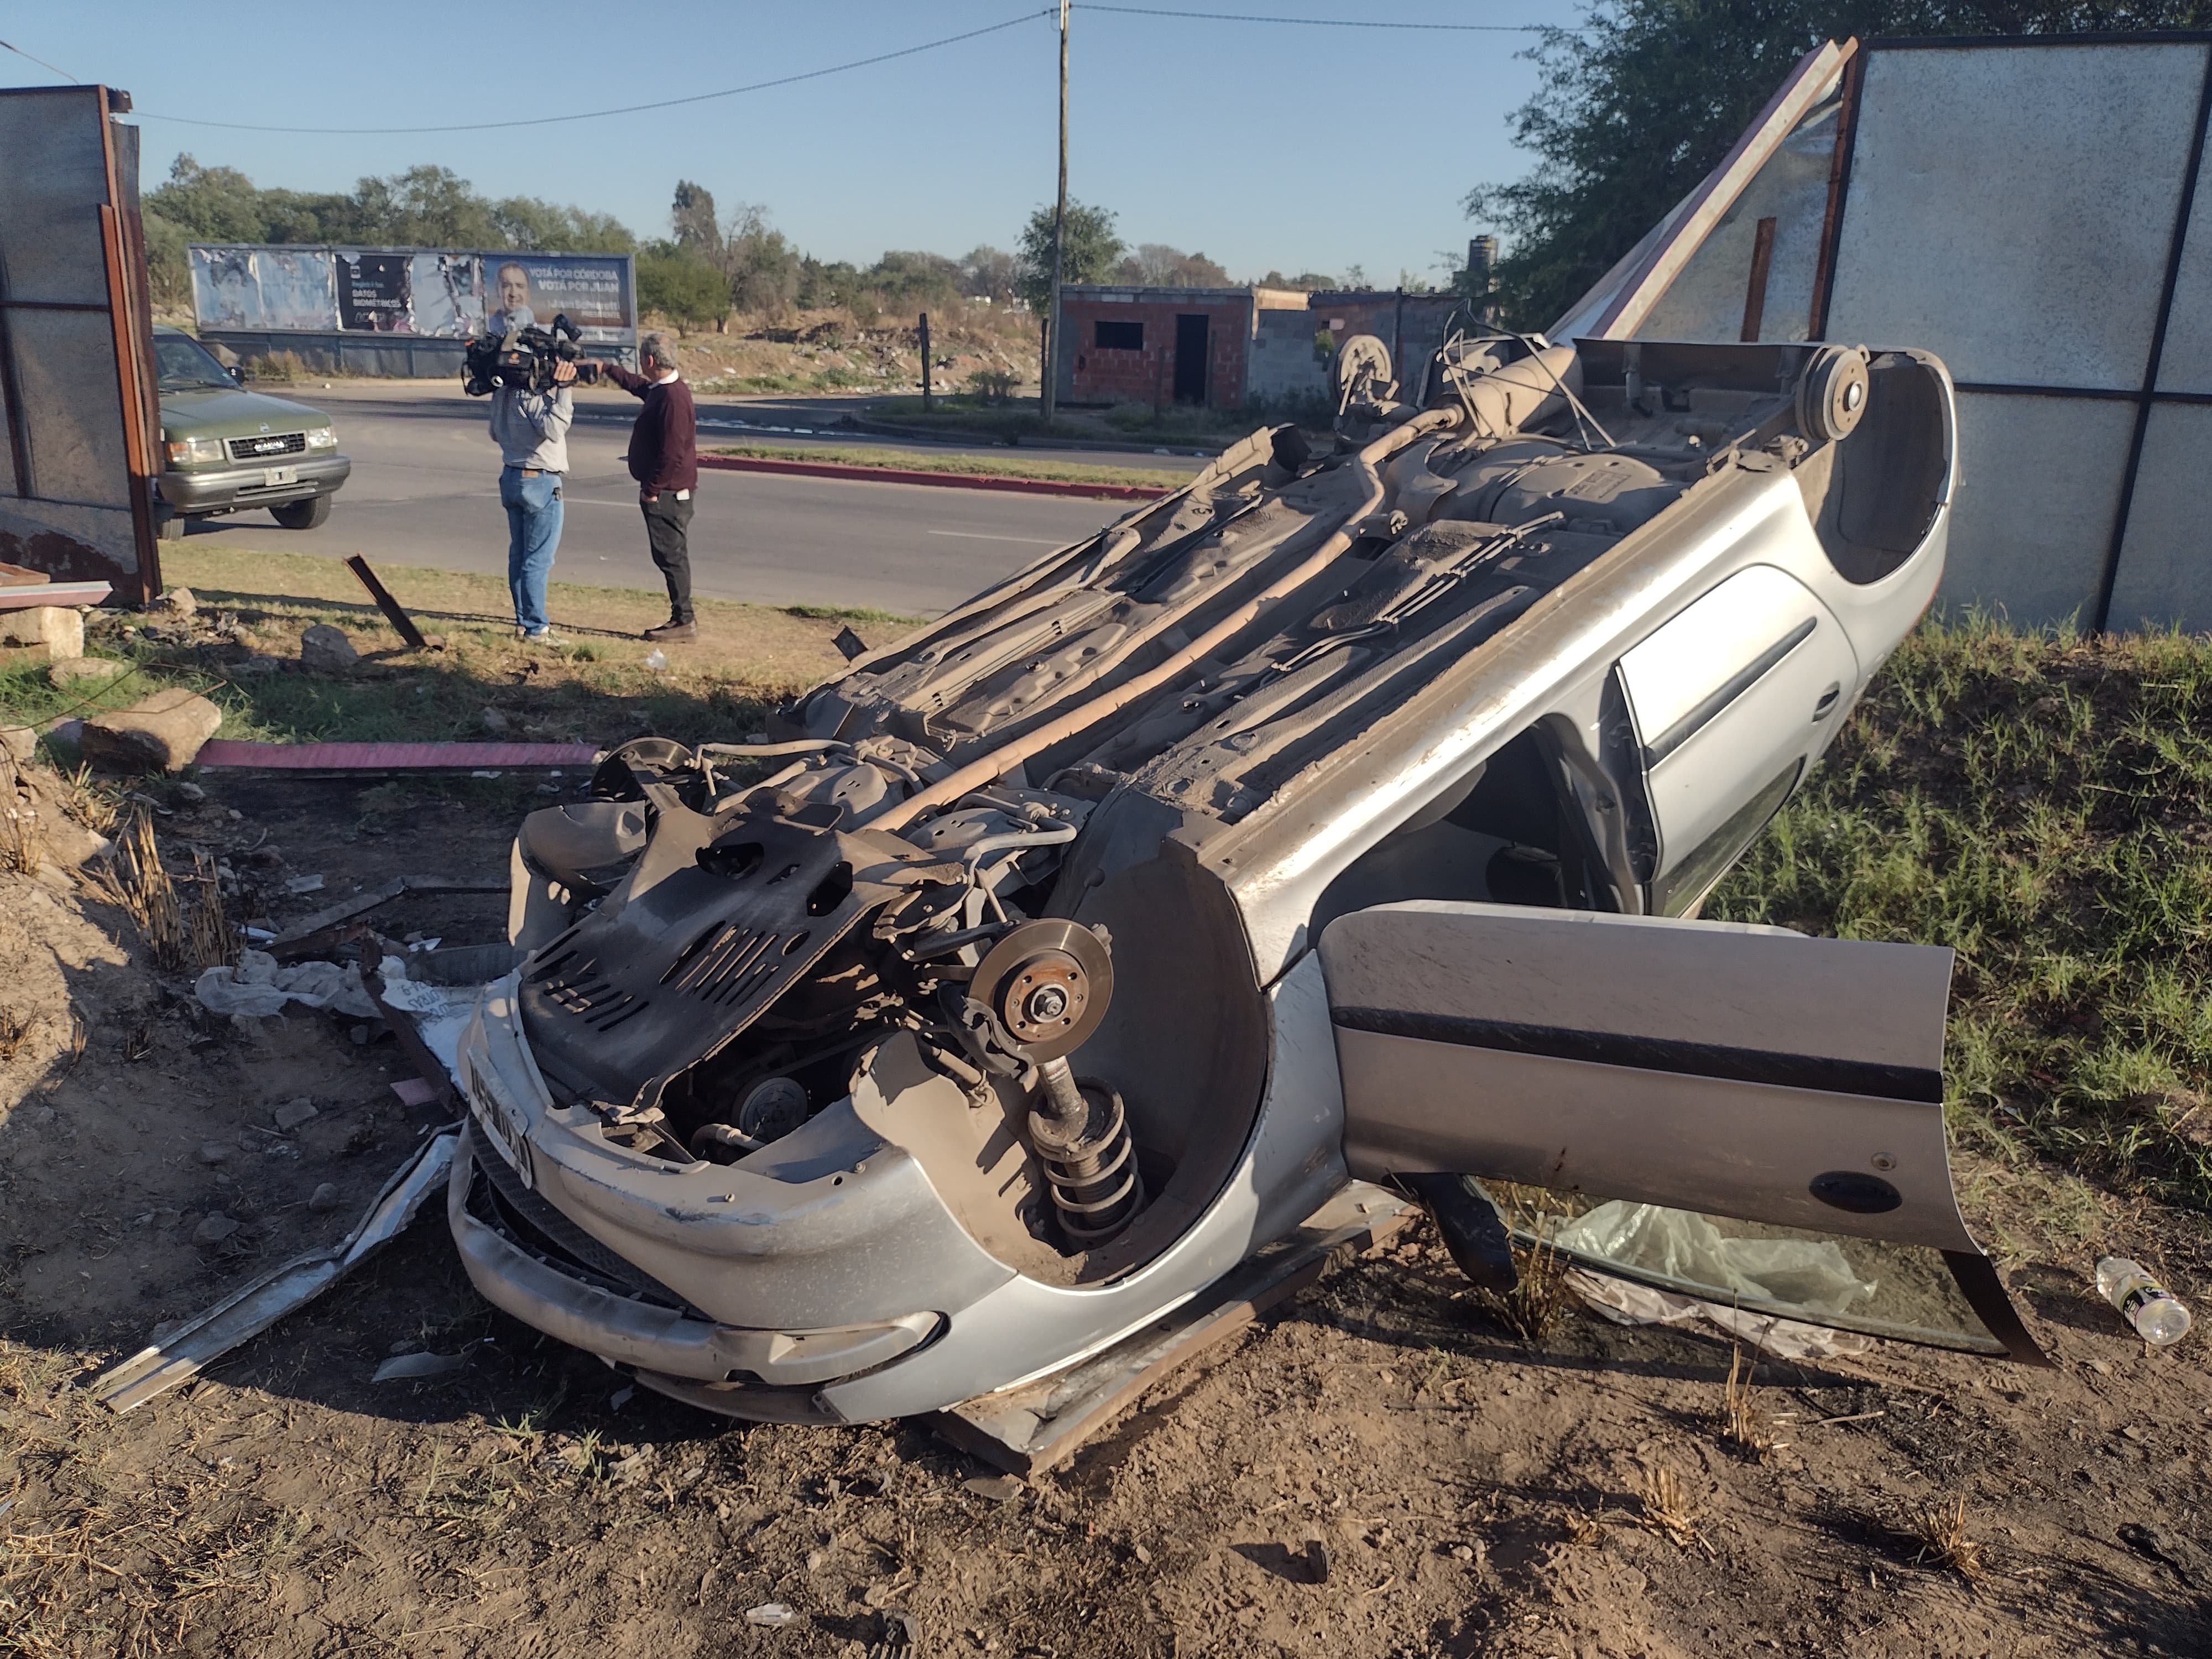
463;312;599;396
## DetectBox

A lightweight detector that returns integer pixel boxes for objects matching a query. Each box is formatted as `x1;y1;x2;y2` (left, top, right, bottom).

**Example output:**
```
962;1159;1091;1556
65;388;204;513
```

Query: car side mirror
229;365;246;384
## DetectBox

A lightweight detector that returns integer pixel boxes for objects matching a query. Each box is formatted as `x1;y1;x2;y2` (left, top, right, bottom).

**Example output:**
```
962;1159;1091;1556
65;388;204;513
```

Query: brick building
1056;284;1466;412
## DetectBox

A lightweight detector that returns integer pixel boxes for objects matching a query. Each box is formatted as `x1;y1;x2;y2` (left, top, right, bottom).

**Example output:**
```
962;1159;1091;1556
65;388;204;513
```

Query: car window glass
155;336;234;390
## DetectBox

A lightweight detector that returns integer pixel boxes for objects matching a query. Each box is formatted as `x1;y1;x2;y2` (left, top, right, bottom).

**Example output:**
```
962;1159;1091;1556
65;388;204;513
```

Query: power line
1083;4;1556;31
133;7;1058;135
0;38;80;82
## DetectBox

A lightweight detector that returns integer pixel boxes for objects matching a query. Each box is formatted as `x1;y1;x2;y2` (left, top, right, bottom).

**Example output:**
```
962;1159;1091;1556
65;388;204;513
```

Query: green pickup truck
154;325;350;539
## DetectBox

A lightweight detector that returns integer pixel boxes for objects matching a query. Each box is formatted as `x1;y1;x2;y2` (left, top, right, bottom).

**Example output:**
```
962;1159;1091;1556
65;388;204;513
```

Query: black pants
641;492;695;623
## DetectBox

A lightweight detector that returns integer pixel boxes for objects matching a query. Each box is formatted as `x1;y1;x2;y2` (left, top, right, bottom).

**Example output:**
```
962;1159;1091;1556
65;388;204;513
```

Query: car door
1615;564;1860;916
1321;900;2044;1363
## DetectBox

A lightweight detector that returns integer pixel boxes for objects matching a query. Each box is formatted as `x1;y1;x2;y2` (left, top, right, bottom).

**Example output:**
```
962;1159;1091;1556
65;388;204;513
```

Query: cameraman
489;353;576;642
596;331;698;644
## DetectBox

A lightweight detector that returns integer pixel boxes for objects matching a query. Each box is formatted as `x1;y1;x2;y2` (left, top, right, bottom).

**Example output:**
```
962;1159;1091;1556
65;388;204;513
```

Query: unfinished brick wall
1057;288;1255;409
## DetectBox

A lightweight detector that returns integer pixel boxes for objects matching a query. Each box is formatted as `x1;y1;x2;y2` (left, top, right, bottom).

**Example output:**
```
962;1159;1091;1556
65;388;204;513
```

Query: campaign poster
252;249;338;331
190;247;256;328
482;253;633;343
408;253;485;337
336;251;414;332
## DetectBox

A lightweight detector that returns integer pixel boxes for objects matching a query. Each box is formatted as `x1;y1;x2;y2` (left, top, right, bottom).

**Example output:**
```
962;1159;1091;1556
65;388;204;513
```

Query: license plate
466;1061;535;1188
264;465;298;487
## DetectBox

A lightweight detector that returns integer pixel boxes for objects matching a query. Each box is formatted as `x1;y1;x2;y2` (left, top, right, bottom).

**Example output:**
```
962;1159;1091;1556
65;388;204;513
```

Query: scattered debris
284;874;325;895
744;1603;798;1627
93;1130;459;1412
963;1475;1024;1504
371;1350;466;1383
194;951;379;1020
272;1097;319;1132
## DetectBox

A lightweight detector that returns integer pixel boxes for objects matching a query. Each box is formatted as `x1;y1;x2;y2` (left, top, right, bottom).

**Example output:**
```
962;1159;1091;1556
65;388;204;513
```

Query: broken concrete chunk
273;1097;319;1131
47;657;127;687
299;624;358;673
962;1474;1023;1503
156;587;199;617
284;874;325;895
80;689;222;774
1;726;31;764
192;1213;241;1245
0;605;84;660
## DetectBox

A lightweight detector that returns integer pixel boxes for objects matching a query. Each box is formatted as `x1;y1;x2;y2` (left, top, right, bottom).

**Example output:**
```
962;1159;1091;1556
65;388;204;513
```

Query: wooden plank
932;1182;1415;1477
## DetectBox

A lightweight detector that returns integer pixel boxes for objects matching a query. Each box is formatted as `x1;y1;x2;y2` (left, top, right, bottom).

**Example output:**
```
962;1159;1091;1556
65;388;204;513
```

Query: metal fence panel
2104;401;2212;627
0;85;159;599
1942;392;2138;625
1827;43;2205;390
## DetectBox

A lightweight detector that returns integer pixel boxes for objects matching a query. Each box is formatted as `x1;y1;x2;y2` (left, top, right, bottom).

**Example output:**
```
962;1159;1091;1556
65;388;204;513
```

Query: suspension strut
963;918;1145;1246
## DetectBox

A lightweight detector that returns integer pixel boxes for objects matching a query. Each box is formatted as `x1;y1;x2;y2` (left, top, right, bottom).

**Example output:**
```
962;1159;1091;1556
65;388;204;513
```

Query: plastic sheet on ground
1554;1200;1877;1360
373;957;483;1080
194;949;379;1020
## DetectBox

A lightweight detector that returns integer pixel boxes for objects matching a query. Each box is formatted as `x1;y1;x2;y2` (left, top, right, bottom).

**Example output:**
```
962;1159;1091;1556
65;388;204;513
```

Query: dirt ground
3;760;2209;1658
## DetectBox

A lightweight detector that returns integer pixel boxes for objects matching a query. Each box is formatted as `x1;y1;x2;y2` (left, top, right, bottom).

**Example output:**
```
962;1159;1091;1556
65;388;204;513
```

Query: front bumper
448;1129;941;1395
158;453;350;514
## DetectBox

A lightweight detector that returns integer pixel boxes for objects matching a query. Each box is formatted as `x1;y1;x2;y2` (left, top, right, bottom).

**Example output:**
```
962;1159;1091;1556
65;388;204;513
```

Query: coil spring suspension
1029;1057;1144;1246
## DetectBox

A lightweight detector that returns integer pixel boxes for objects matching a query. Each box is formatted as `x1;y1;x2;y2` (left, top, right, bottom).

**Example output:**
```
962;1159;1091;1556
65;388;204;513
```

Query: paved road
171;385;1169;618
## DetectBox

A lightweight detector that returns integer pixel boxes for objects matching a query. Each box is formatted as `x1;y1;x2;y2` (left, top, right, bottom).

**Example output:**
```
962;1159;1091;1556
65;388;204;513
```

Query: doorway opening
1173;314;1209;404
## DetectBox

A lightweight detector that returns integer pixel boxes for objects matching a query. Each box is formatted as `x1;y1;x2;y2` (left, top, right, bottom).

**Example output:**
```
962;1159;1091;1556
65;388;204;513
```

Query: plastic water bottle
2095;1255;2192;1346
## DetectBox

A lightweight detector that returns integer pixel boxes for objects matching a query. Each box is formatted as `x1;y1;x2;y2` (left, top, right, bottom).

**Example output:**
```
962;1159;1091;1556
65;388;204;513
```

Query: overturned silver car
449;331;2041;1427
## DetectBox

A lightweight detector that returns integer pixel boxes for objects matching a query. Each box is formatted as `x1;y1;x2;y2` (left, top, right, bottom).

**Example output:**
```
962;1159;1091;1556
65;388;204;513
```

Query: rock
273;1097;319;1131
299;624;358;673
80;689;222;774
479;707;510;733
156;587;198;617
1305;1537;1331;1584
236;655;281;676
307;1182;342;1212
1;725;31;764
1448;1543;1475;1562
196;1141;233;1166
0;605;84;660
46;657;126;687
192;1212;241;1245
173;780;206;803
962;1474;1023;1504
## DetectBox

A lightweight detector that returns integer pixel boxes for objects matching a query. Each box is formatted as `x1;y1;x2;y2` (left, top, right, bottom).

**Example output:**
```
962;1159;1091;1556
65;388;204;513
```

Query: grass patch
0;545;913;758
707;441;1193;490
1709;612;2212;1215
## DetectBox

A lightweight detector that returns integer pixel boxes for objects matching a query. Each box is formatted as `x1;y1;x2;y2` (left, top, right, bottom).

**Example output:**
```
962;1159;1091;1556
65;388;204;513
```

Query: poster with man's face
189;247;255;328
494;256;633;344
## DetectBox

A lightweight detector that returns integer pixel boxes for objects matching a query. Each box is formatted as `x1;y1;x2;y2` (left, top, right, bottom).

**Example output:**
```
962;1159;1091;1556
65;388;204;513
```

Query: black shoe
642;619;697;643
1402;1173;1521;1294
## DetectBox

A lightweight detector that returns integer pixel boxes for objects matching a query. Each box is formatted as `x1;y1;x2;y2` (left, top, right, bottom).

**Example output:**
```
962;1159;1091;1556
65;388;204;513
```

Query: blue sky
11;2;1566;281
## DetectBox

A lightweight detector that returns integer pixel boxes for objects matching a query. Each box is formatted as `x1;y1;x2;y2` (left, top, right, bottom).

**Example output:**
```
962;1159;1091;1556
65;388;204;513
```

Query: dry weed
1911;1494;1985;1583
1636;1465;1709;1553
1477;1234;1572;1342
51;762;121;838
1;769;48;877
82;812;232;974
0;1006;33;1062
1720;1345;1786;1459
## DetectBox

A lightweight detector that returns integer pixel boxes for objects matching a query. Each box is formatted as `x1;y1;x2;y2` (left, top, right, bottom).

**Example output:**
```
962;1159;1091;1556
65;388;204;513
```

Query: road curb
697;453;1175;500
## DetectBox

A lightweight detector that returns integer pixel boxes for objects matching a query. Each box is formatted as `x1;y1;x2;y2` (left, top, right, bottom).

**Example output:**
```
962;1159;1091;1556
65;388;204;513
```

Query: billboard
189;244;635;343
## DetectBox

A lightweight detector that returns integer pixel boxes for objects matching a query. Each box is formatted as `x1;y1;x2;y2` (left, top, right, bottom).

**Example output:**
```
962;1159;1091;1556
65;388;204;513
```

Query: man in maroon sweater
597;330;699;643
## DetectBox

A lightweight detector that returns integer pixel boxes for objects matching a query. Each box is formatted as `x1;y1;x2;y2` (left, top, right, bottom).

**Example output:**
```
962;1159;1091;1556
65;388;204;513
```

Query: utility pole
919;311;933;412
1042;0;1069;427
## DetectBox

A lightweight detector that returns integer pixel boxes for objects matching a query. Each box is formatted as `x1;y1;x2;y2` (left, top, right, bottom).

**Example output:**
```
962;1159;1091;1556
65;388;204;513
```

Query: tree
672;180;719;253
1112;243;1232;288
1468;0;2212;330
1015;199;1124;308
722;204;803;320
1254;269;1340;292
961;245;1020;302
637;240;728;331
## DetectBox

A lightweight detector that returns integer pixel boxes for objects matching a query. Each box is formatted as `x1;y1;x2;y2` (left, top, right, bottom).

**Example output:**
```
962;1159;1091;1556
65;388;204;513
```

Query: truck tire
271;495;331;531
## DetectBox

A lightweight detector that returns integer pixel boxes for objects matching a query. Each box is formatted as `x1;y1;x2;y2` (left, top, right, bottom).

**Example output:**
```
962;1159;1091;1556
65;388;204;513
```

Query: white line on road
925;530;1068;545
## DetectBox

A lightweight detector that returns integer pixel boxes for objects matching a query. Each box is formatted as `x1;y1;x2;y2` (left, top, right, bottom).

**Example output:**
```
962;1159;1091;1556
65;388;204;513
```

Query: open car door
1320;901;2045;1363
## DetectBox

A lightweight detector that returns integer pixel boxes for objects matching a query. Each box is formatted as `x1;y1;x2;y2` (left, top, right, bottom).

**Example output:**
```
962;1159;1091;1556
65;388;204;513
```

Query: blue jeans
500;468;564;634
